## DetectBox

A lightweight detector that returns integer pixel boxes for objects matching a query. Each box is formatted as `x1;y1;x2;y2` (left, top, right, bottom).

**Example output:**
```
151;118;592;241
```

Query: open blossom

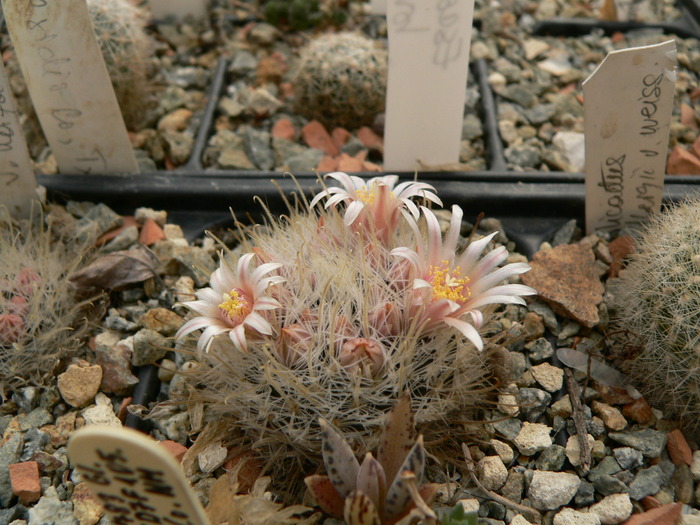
309;172;442;244
391;205;536;351
175;253;285;353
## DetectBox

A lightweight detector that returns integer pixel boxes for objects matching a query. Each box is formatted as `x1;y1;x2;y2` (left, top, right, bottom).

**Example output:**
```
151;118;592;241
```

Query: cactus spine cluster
611;198;700;430
87;0;152;129
0;209;91;398
293;32;387;130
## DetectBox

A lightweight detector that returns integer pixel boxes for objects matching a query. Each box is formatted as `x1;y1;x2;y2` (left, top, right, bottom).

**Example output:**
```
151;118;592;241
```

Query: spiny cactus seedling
0;209;92;398
87;0;153;129
176;173;535;491
305;392;439;525
293;32;387;130
610;197;700;430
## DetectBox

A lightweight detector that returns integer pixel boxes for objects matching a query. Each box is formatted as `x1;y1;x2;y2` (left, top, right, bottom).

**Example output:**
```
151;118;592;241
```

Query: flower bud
339;337;386;378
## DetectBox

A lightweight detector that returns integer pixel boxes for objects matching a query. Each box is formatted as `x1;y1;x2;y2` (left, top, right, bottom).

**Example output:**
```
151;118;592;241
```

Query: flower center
355;187;376;205
429;260;470;303
218;289;252;325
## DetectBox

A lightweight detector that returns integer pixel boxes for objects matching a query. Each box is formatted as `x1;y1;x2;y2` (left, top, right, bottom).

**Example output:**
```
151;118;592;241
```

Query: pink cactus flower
310;172;442;245
277;323;313;367
391;205;536;351
176;253;285;353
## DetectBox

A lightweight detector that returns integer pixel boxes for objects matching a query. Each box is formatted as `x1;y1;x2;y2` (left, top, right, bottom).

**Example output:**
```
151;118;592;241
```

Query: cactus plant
292;32;387;130
0;208;93;398
610;197;700;430
86;0;153;129
175;174;534;491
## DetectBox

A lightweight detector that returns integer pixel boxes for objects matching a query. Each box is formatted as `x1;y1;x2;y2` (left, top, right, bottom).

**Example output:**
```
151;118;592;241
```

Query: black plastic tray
13;4;700;245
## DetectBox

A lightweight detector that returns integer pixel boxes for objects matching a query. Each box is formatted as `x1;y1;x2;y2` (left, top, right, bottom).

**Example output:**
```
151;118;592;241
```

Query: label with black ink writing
2;0;139;175
583;40;676;234
0;60;37;218
384;0;475;171
68;426;211;525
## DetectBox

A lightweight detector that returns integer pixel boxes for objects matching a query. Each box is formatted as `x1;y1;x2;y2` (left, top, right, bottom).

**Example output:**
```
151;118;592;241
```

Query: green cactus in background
293;32;387;130
610;197;700;430
87;0;153;129
263;0;347;30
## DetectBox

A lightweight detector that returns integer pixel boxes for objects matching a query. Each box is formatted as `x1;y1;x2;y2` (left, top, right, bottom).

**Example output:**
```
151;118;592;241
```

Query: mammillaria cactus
292;32;387;129
0;210;92;398
175;173;535;489
87;0;152;129
610;198;700;430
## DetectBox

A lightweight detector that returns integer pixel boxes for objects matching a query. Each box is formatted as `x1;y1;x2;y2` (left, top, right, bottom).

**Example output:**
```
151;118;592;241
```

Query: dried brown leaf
69;244;160;290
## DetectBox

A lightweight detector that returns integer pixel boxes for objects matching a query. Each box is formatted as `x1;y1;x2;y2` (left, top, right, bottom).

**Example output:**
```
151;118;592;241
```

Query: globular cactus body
87;0;152;129
611;198;700;430
176;174;534;490
293;32;387;130
0;211;91;398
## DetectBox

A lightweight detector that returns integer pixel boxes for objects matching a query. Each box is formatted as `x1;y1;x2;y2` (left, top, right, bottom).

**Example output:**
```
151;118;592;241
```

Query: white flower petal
229;324;247;352
344;200;365;226
390;247;421;269
195;287;221;304
182;299;219;317
176;316;226;340
245;311;273;335
198;325;229;352
457;231;498;271
254;296;282;310
309;190;331;208
472;262;532;292
442;317;483;351
443;205;463;256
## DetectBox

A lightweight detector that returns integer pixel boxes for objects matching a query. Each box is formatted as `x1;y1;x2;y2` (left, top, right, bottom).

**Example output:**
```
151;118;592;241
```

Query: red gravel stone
521;243;604;327
160;440;188;463
331;127;351;151
272;118;296;141
608;235;635;278
139;218;166;246
336;153;364;172
622;397;653;425
316;156;339;173
357;126;384;153
621;502;682;525
302;121;339;157
666;429;693;466
9;461;41;505
667;145;700;175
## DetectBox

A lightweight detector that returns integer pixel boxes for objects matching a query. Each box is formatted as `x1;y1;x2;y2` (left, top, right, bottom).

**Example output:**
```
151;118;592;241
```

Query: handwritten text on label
583;40;676;234
2;0;139;174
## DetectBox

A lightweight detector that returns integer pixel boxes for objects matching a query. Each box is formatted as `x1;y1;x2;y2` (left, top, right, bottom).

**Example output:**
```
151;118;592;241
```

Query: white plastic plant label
583;40;676;234
147;0;207;20
383;0;475;171
0;60;37;218
370;0;387;15
68;426;211;525
2;0;139;175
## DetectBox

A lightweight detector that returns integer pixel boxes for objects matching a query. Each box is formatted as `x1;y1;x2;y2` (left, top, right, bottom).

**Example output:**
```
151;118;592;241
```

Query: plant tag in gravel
0;60;37;218
147;0;207;20
1;0;139;175
68;426;211;525
384;0;475;171
583;40;676;234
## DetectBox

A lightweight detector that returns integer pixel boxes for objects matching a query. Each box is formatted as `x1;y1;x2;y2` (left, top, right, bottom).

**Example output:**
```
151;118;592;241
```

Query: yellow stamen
429;260;471;303
355;184;394;205
219;290;248;318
